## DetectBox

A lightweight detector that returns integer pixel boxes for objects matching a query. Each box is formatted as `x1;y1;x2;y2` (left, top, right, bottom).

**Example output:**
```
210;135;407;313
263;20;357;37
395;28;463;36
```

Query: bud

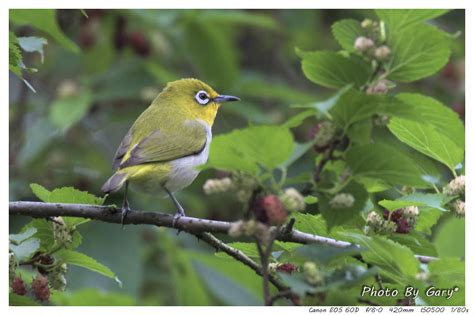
453;200;465;217
366;211;383;226
361;19;373;29
53;217;73;245
11;276;27;296
374;45;391;61
354;36;374;52
49;264;67;291
443;175;465;197
31;275;50;301
203;177;234;195
251;195;288;226
303;262;323;285
9;252;17;282
309;121;336;151
329;193;355;209
366;80;389;95
279;188;306;212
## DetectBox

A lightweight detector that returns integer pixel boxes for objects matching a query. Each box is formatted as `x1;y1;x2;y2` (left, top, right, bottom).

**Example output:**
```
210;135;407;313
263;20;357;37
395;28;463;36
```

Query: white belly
164;121;212;193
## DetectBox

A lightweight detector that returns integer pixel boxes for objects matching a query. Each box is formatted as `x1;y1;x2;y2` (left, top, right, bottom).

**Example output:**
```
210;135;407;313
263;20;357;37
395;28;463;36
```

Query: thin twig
9;201;437;264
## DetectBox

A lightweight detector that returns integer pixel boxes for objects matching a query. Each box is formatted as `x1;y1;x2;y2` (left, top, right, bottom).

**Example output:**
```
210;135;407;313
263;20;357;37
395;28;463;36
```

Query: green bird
101;78;240;223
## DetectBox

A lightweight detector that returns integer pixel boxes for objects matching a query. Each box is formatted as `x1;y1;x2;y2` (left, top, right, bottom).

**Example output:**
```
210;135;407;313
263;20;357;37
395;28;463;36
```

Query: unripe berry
403;206;419;219
354;36;374;52
329;193;355;209
453;200;465;217
203;177;234;195
303;262;323;285
31;275;50;301
49;264;68;291
9;252;17;282
366;80;389;95
443;175;465;197
279;188;306;212
53;217;72;245
11;276;27;296
309;121;336;151
361;19;373;29
374;45;391;61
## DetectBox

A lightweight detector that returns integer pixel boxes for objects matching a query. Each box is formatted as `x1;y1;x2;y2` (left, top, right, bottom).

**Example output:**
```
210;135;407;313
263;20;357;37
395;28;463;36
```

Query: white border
2;1;471;314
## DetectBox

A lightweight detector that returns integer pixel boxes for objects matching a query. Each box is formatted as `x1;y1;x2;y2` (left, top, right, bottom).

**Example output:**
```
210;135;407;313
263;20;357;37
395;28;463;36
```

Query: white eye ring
195;90;210;105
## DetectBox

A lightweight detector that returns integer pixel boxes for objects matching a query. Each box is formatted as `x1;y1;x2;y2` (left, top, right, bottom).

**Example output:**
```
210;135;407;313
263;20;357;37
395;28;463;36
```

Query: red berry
396;218;411;234
31;275;50;301
11;276;27;296
128;31;151;56
276;263;297;274
251;195;288;226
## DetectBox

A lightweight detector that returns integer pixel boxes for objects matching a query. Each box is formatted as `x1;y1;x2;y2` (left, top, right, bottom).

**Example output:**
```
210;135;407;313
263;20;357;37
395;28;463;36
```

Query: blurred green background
9;9;465;305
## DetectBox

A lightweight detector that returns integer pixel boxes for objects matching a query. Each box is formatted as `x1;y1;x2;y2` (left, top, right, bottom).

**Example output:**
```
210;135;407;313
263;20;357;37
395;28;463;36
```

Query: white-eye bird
101;78;240;224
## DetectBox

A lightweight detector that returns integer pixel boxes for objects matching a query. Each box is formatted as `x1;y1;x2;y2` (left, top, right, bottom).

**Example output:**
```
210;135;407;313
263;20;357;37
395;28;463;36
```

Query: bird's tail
101;171;128;194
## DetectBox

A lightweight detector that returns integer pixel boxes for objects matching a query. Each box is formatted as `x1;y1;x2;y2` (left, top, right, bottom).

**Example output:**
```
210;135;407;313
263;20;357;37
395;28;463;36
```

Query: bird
101;78;240;225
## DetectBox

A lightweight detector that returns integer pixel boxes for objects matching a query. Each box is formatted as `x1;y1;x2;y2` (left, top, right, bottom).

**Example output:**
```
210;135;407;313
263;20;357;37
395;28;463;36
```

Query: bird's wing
112;129;133;170
118;120;208;169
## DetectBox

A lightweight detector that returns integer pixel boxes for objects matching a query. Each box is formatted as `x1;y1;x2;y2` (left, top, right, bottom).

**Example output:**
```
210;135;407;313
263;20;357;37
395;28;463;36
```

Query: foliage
9;9;464;306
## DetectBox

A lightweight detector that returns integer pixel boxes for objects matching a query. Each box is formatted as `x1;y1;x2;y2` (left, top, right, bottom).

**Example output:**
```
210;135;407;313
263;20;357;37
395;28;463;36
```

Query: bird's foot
121;205;131;229
172;210;185;229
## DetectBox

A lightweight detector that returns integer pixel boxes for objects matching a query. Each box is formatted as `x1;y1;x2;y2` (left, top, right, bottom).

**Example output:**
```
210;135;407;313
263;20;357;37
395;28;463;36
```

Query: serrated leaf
30;183;105;205
378;200;426;212
56;250;119;282
292;85;352;118
346;143;429;187
319;181;368;229
375;9;450;31
331;19;365;52
294;243;362;264
398;193;453;212
205;125;294;174
389;232;438;257
388;118;463;171
292;213;328;236
9;227;37;244
341;232;419;283
10;238;40;261
283;109;315;128
426;257;465;305
395;93;465;148
10;9;79;53
386;23;451;82
301;51;371;89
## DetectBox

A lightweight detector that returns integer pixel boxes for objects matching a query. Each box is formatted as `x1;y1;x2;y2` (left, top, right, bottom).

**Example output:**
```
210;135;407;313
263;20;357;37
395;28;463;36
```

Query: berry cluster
366;206;419;234
443;175;466;217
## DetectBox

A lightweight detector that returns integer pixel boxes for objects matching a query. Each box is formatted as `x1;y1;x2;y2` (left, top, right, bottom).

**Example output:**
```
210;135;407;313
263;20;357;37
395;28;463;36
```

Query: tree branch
9;201;436;264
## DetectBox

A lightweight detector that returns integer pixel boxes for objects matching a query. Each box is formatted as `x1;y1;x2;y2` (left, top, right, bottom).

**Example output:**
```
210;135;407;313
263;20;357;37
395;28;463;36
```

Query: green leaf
331;19;365;52
9;293;41;306
49;92;93;132
389;232;438;257
10;9;79;53
395;93;465;148
292;85;352;118
319;181;368;229
215;242;259;260
294;243;362;264
386;23;451;82
375;9;450;31
50;288;135;306
426;257;465;305
10;238;40;261
398;193;453;212
292;213;328;236
341;233;419;283
434;216;465;258
280;140;315;168
18;118;58;166
378;200;426;212
22;219;54;251
283;109;315;128
9;227;37;244
304;195;319;204
206;125;294;174
388;118;463;171
17;36;48;63
347;119;372;145
30;183;105;205
193;262;262;305
184;18;237;89
9;32;22;78
56;250;119;283
346;143;429;187
300;51;371;89
416;207;444;235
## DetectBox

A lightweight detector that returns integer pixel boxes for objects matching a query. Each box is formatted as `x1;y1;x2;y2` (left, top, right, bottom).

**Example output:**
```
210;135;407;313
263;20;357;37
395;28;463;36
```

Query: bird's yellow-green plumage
101;78;239;202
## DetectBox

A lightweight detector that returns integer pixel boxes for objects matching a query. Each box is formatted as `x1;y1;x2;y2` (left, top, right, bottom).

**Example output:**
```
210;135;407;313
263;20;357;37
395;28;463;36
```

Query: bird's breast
165;122;212;193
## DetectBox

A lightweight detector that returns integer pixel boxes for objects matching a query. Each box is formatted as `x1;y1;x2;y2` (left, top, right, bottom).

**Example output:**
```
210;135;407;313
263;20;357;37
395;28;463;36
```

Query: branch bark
9;201;436;264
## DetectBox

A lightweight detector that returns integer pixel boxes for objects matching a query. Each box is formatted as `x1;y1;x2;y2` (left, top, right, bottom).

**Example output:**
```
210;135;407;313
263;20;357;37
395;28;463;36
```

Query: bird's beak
214;95;240;103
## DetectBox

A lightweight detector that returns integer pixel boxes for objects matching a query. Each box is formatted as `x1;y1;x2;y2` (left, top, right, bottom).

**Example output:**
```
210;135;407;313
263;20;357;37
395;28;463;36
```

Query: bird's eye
195;90;210;105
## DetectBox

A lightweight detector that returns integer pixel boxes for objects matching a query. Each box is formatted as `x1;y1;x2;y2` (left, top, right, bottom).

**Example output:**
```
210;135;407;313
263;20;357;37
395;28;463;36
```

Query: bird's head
156;78;240;126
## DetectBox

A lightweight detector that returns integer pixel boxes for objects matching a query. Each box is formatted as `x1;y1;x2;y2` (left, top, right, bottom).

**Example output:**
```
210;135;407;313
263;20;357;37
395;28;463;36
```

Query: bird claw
121;206;131;229
172;211;185;229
